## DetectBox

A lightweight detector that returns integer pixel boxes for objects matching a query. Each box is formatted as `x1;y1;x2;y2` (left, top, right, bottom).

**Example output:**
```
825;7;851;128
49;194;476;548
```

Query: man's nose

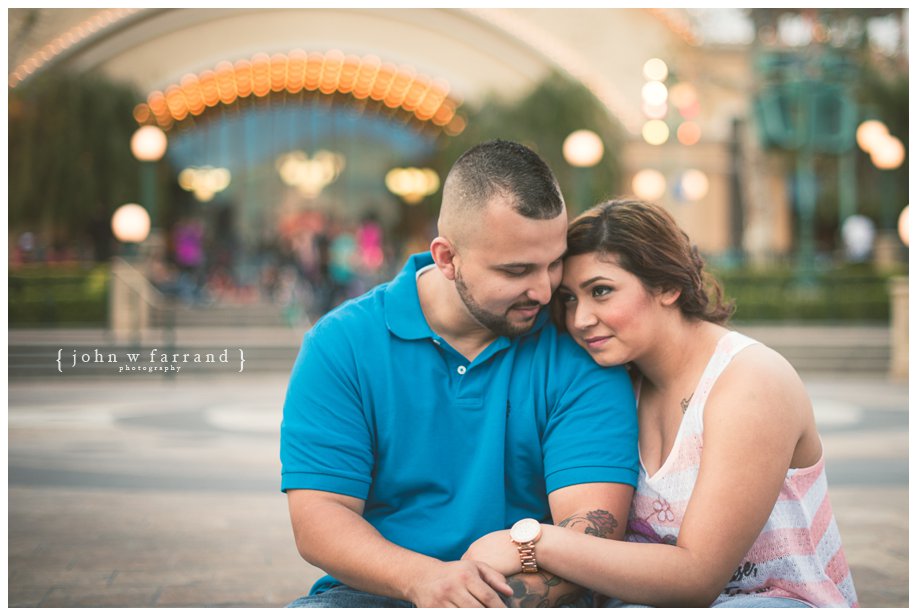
526;270;554;305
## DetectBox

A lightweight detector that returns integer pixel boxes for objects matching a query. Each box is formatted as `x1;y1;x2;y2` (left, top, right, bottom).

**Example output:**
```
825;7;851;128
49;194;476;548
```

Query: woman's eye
558;292;576;304
592;285;613;298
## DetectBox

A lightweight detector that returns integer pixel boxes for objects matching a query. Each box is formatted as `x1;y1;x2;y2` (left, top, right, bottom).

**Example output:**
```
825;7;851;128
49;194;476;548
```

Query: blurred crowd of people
148;210;399;324
10;206;426;326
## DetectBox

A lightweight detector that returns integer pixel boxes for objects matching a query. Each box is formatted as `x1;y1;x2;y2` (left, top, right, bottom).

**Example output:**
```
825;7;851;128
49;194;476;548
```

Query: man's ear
430;236;458;281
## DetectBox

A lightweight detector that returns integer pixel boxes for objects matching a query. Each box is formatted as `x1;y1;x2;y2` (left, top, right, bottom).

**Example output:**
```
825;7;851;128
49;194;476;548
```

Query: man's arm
497;482;633;608
288;489;512;607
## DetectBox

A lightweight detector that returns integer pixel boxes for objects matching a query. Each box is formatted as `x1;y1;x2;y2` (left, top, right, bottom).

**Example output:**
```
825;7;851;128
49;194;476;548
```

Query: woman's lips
583;335;611;349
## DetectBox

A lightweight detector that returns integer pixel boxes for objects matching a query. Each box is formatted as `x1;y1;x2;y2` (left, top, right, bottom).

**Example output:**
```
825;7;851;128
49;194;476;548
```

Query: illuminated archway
133;50;465;136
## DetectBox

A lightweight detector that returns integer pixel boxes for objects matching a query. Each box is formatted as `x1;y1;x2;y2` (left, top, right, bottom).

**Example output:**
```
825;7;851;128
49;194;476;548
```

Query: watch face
510;518;541;543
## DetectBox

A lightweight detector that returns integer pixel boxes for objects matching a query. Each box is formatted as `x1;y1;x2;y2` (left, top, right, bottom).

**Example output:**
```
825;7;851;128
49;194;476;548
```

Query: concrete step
154;302;290;328
734;324;891;374
9;324;892;378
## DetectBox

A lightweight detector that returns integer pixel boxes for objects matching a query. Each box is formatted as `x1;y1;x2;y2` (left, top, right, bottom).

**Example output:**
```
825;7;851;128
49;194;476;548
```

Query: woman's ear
430;237;458;281
659;288;681;307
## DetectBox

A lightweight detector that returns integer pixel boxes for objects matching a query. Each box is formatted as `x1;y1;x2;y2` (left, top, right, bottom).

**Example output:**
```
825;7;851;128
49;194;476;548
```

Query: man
281;140;637;607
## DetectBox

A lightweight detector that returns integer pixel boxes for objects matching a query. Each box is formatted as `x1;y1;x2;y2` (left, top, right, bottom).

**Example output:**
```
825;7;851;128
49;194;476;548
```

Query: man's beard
454;268;540;338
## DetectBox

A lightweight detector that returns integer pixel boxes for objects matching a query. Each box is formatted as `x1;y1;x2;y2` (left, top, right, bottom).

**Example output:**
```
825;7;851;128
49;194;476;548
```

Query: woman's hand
462;530;523;578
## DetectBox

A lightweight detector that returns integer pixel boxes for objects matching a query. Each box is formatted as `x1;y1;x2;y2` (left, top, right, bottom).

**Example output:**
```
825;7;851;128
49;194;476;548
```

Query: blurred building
8;8;908;266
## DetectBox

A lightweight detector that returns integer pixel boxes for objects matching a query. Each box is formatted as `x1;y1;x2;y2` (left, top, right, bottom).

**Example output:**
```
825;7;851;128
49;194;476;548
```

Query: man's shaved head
438;140;565;248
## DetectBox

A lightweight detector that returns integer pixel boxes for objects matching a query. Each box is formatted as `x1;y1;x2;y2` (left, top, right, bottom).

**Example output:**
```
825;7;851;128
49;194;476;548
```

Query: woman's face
558;252;665;367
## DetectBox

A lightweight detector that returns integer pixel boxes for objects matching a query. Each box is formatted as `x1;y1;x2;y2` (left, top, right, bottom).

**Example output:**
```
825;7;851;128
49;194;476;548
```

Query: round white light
841;215;876;261
680;169;709;201
641;81;668;107
562;130;604;168
642;58;669;82
130;125;168;162
111;203;151;243
898;206;909;247
632;169;666;201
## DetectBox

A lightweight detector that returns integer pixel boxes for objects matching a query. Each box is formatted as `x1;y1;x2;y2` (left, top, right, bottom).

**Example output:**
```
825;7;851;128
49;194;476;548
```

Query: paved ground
7;370;908;607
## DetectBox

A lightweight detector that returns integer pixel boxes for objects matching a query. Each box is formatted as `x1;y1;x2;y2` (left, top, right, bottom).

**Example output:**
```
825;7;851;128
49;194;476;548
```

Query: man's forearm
503;509;621;608
290;494;438;601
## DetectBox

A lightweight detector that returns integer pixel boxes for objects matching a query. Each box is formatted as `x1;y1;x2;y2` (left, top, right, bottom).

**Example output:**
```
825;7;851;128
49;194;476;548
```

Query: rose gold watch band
516;540;538;573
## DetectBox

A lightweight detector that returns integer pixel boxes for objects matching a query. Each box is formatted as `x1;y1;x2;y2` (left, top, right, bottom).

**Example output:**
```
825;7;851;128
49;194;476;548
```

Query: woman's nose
573;303;598;330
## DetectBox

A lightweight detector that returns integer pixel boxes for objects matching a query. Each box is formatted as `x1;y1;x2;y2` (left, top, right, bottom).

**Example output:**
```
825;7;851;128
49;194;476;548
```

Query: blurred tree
9;72;143;261
431;71;624;216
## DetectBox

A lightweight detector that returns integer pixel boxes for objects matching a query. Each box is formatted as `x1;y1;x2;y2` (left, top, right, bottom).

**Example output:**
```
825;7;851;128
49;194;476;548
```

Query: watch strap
516;540;538;573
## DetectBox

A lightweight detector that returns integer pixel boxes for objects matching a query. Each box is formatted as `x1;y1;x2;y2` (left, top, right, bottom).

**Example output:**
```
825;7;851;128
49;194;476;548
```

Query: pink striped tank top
625;331;858;607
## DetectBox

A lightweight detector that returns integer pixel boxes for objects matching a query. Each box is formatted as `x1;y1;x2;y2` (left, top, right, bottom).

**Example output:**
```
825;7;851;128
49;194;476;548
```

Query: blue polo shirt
281;253;637;593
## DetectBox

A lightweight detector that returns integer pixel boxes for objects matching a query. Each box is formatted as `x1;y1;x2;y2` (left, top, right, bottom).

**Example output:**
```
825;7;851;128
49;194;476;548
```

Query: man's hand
462;530;521;577
406;560;514;607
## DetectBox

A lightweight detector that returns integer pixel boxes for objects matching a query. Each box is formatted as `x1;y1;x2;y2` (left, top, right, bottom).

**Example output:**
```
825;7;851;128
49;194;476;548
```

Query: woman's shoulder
733;335;803;382
706;333;811;429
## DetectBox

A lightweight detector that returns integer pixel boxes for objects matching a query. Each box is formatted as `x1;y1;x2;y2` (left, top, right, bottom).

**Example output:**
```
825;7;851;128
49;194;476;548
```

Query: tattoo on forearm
557;508;619;538
502;510;619;607
504;572;577;608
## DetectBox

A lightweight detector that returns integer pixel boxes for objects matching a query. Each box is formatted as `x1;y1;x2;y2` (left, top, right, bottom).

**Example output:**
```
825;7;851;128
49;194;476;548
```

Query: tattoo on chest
558;509;619;538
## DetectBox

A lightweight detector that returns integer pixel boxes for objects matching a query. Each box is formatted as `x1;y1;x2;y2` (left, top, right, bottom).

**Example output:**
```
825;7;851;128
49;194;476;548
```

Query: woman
465;199;858;607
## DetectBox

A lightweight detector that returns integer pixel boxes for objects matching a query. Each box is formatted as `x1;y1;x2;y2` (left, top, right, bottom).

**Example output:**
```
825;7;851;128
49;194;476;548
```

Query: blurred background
7;7;909;608
8;7;909;332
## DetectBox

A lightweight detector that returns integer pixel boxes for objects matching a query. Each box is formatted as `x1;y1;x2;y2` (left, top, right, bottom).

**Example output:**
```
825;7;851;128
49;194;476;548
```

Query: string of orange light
134;50;465;135
646;9;702;46
9;9;142;89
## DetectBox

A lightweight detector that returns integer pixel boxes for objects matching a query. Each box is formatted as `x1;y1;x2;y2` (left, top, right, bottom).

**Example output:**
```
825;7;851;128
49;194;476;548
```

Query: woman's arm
467;346;813;607
499;482;633;607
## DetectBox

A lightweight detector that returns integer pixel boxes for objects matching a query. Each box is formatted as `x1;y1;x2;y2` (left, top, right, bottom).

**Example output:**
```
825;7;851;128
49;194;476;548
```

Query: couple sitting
280;140;857;608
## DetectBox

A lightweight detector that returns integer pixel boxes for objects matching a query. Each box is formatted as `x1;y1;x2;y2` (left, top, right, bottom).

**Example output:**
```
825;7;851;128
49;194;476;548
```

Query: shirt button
457;366;467;375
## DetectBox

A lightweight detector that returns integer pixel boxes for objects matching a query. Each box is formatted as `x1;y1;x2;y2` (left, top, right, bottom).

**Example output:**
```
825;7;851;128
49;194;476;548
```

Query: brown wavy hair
555;199;734;328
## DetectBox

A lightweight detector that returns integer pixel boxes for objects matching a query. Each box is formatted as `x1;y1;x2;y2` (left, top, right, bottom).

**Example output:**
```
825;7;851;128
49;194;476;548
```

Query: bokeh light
642;120;670;145
856;119;889;153
385;167;441;204
178;166;232;202
841;215;876;261
632;169;666;201
677;121;702;146
130;125;168;162
870;135;905;170
641;81;668;107
642;58;669;82
562;130;604;167
111;204;151;243
679;169;709;201
669;82;698;109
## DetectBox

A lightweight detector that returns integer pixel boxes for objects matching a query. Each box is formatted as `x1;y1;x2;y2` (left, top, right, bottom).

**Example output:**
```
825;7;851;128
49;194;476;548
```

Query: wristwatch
510;518;543;574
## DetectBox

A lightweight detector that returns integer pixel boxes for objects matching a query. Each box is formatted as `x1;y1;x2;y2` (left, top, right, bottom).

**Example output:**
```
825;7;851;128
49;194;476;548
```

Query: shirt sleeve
542;335;639;493
280;320;374;498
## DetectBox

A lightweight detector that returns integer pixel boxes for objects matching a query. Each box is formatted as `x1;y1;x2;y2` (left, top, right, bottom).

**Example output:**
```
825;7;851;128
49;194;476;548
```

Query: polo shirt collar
383;252;550;341
384;253;437;340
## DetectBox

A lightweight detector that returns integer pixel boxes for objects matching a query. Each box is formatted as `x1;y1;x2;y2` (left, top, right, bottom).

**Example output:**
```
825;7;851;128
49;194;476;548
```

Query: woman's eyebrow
578;276;613;289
